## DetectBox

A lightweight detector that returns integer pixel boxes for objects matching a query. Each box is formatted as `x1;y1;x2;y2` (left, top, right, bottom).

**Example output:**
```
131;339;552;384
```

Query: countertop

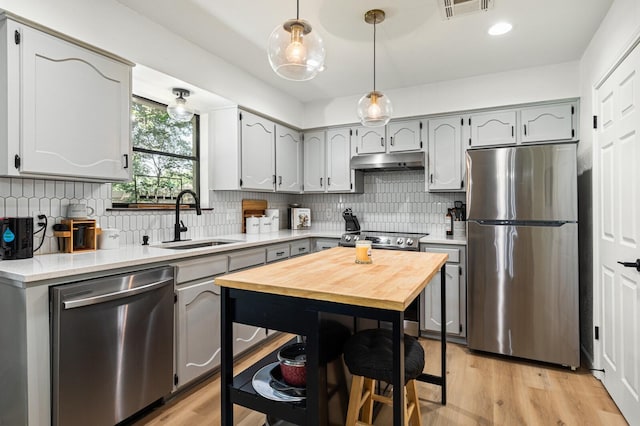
217;247;448;311
419;233;467;245
0;230;342;284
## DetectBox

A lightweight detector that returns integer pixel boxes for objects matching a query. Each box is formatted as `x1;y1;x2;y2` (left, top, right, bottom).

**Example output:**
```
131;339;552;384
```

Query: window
112;96;200;207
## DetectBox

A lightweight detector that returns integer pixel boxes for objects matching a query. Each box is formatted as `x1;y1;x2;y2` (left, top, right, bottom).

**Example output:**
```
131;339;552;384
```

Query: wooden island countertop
215;246;448;311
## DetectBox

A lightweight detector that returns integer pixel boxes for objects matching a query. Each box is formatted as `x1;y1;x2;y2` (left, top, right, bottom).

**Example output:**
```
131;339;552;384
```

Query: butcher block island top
215;246;448;311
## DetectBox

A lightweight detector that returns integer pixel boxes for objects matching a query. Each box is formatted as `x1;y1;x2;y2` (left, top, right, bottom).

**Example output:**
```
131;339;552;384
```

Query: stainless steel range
339;230;428;336
339;230;426;251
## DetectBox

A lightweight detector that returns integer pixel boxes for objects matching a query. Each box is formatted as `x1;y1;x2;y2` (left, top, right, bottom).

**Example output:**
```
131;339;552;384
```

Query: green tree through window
112;96;199;206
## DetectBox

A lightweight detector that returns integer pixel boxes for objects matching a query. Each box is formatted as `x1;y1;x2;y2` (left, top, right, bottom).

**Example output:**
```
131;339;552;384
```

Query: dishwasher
50;266;174;426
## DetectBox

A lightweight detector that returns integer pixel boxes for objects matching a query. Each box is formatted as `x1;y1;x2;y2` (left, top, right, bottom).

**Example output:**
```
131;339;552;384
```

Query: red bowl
277;343;306;387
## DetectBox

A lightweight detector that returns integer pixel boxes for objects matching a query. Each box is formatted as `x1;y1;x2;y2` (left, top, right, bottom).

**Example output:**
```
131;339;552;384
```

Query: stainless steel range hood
350;151;425;171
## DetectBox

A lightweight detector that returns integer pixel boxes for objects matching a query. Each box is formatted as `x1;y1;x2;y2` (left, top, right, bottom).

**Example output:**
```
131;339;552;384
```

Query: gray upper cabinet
275;124;302;192
241;111;276;191
326;128;353;192
387;120;423;152
303;130;326;192
469;110;517;148
520;103;576;143
0;14;132;182
354;126;386;154
428;116;463;191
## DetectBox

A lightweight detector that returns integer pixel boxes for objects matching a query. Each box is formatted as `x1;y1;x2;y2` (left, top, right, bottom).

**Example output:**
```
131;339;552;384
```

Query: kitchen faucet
173;189;201;242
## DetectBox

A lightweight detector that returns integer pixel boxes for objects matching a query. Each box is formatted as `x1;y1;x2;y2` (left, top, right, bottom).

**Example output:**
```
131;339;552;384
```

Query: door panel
241;111;275;191
303;131;325;192
275;125;302;192
422;264;460;334
326;128;351;191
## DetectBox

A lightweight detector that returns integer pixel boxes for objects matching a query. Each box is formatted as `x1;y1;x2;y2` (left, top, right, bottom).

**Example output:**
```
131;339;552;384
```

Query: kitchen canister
453;221;466;238
98;228;120;249
259;216;271;233
265;208;279;232
246;216;260;234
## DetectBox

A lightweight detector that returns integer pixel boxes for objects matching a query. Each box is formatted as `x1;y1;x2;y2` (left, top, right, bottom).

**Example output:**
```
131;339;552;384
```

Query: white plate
252;362;306;402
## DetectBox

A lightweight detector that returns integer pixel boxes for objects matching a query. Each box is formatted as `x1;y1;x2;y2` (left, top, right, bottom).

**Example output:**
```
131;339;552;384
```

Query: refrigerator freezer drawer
467;221;579;367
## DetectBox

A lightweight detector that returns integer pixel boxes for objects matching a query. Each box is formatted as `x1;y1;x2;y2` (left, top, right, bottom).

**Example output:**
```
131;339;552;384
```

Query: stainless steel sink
157;240;236;250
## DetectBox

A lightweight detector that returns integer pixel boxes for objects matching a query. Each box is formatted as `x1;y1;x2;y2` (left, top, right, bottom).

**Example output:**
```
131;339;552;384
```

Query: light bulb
285;25;307;64
367;94;382;119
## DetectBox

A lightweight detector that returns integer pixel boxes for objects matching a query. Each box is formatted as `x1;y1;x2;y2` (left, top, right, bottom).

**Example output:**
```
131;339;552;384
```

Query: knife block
53;219;100;253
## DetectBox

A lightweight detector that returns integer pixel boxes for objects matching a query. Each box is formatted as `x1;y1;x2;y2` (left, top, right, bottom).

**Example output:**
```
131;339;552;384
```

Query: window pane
132;99;195;157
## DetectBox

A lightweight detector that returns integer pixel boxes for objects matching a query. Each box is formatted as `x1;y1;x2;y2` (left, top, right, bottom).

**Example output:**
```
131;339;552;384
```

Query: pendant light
267;0;326;81
357;9;392;127
167;88;194;122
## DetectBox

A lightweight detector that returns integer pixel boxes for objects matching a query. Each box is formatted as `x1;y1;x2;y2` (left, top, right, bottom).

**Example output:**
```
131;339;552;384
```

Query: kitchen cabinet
174;255;228;389
353;119;423;155
468;110;517;148
241;111;276;191
428;116;464;191
290;239;311;257
313;238;339;252
303;128;363;193
266;244;290;263
420;244;467;339
275;124;302;192
0;14;132;182
520;102;576;143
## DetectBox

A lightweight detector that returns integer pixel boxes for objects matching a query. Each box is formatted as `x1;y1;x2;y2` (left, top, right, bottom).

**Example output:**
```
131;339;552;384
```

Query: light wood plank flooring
134;334;627;425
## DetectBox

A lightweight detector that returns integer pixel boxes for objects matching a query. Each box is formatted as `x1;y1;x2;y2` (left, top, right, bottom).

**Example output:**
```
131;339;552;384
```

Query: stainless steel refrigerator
466;143;579;368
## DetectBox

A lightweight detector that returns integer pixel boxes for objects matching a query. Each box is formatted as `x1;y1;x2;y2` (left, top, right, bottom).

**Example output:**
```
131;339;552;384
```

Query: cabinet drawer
422;247;460;263
290;240;311;256
314;239;338;251
267;245;290;263
228;248;266;271
174;255;228;284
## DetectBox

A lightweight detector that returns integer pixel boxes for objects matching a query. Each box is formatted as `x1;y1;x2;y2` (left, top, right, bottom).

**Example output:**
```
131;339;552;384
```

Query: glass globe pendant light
167;88;195;122
267;0;326;81
357;9;392;127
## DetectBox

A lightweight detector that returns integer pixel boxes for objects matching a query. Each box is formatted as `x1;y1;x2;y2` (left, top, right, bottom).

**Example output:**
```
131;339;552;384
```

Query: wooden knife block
53;219;100;253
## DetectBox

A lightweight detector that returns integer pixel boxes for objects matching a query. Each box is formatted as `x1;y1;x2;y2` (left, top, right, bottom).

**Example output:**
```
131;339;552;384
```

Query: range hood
350;151;425;171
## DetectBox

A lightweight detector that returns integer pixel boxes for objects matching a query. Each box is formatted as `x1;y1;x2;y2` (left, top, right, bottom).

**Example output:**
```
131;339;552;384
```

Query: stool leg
406;380;423;426
362;378;375;424
346;375;364;426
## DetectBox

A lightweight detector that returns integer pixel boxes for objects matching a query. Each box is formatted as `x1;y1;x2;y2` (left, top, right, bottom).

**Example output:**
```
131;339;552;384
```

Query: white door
521;103;575;143
241;111;275;191
428;116;463;191
326;128;352;192
469;110;516;148
354;126;386;154
387;120;423;152
595;42;640;424
422;264;460;335
275;124;302;192
303;130;325;192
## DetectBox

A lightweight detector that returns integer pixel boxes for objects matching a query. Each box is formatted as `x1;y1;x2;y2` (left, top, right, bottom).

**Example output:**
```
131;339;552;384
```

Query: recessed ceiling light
488;22;512;36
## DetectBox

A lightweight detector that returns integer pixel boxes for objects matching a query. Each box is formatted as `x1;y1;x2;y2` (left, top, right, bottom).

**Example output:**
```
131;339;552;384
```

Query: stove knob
344;235;351;242
396;238;404;245
354;236;360;241
407;239;414;246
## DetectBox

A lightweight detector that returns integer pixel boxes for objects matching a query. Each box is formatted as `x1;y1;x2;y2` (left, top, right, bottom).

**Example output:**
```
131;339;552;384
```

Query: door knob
617;259;640;272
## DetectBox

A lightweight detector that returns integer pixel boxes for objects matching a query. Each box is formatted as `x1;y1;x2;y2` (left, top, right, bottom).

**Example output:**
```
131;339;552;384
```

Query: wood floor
134;334;627;426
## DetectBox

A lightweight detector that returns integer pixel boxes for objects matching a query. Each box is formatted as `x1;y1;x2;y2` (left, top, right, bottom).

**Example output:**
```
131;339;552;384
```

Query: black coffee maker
1;217;34;259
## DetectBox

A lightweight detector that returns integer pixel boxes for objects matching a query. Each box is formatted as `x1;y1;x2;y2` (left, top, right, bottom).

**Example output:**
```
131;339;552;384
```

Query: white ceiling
121;0;613;107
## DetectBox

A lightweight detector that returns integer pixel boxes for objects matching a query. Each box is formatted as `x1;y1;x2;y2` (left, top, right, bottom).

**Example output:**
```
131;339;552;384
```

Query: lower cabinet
176;278;222;388
420;244;467;339
313;238;339;252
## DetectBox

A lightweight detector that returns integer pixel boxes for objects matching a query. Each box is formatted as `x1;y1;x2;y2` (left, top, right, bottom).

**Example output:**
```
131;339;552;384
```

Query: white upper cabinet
354;126;386;154
275;124;302;192
387;120;423;152
240;111;275;191
428;116;463;191
469;110;517;148
520;103;576;143
0;15;132;181
326;128;352;192
303;130;326;192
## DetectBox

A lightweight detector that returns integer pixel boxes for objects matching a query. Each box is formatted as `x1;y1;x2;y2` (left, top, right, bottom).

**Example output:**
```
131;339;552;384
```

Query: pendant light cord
296;0;299;20
373;19;377;92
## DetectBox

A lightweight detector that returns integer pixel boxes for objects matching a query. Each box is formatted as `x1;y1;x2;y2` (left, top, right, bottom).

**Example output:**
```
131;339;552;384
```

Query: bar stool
342;329;424;426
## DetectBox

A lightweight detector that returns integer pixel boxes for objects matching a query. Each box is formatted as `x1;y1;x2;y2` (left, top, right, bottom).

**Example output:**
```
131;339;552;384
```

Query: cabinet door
176;279;221;387
19;25;131;181
233;323;267;356
303;130;326;192
422;264;460;335
428;117;463;191
521;103;575;143
326;128;352;192
241;111;275;191
354;126;386;154
275;124;302;192
388;120;423;152
469;110;516;148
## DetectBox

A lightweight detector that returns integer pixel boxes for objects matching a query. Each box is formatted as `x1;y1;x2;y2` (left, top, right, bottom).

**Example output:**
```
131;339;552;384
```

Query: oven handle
63;278;173;310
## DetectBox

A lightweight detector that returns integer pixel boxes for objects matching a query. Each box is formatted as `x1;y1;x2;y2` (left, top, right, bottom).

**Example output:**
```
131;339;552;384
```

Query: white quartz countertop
0;230;342;284
419;233;467;246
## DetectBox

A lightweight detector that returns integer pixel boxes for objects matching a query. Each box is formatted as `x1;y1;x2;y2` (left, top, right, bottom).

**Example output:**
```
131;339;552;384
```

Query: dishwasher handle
63;278;173;310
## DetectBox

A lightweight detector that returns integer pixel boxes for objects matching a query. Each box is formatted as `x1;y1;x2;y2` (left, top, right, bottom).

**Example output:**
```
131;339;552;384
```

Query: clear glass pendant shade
357;91;392;127
268;19;326;81
167;91;194;122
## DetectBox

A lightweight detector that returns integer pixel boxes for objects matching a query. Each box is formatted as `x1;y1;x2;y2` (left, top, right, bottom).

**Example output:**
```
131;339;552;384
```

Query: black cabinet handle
618;259;640;272
380;137;384;146
279;176;282;186
272;174;276;185
390;136;394;146
328;177;331;186
276;251;285;256
511;126;514;137
524;124;527;136
320;177;323;187
123;154;129;168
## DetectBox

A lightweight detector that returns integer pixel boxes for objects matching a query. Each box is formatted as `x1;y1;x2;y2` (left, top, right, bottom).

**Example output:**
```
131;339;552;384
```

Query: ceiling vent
439;0;494;20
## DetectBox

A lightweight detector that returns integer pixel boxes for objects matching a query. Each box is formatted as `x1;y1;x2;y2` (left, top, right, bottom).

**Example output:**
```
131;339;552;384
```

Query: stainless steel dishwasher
50;266;174;426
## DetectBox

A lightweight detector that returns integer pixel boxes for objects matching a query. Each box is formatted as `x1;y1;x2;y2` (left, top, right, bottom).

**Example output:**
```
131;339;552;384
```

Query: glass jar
355;240;373;264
